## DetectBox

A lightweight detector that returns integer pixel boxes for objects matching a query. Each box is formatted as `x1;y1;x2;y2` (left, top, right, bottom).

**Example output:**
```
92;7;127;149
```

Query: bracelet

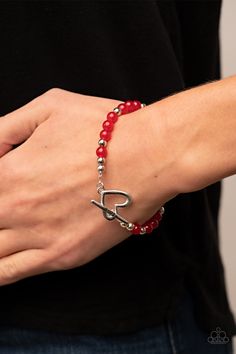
91;100;164;235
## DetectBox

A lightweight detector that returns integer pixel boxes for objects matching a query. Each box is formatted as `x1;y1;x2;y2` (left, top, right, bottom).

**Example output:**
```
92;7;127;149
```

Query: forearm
144;75;236;195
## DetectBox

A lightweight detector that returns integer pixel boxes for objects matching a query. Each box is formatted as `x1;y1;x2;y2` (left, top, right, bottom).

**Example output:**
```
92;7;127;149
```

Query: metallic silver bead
140;227;146;235
98;139;107;146
97;165;104;173
141;103;146;108
113;107;121;116
160;206;165;215
126;223;134;231
97;157;105;164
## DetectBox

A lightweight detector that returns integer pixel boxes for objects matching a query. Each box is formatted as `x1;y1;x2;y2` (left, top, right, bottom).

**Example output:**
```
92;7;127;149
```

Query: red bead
107;112;118;123
132;100;142;111
117;103;127;114
151;211;162;222
150;220;159;229
96;146;107;158
102;120;114;132
100;130;111;141
119;100;142;114
124;100;133;113
131;224;141;235
144;224;153;234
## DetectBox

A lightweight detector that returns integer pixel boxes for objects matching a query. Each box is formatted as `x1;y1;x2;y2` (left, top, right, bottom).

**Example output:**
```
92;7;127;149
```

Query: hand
0;89;177;285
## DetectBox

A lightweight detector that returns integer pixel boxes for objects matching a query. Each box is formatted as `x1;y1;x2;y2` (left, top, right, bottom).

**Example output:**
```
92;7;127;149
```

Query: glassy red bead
144;224;153;234
124;100;134;113
96;146;107;158
102;120;114;132
132;100;142;111
107;112;118;123
150;220;159;229
132;224;141;235
117;103;126;114
100;130;111;141
151;211;161;222
156;212;162;222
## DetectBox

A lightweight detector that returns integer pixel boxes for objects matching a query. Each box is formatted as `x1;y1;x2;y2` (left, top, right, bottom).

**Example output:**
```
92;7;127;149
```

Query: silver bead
126;223;134;231
141;103;146;108
140;227;146;235
97;165;104;173
160;206;165;215
98;139;107;147
97;157;105;164
113;107;121;116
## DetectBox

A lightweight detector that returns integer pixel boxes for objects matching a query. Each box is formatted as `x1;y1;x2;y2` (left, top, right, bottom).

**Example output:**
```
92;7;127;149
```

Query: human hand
0;89;177;285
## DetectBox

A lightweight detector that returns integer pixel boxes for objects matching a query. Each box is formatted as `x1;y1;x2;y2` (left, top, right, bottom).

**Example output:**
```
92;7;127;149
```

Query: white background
220;0;236;350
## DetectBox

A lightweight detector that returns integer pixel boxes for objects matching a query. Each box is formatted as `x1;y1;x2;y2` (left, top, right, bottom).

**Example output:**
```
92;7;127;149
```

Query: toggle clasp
91;188;132;225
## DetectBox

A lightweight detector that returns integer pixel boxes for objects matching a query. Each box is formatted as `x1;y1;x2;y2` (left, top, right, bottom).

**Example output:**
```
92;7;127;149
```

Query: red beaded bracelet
91;100;164;235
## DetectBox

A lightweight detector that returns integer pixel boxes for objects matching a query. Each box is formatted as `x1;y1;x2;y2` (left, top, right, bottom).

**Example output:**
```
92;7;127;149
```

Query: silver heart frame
91;189;132;224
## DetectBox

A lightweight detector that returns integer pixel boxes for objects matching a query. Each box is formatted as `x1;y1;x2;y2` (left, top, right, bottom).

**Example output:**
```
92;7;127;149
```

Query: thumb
0;94;50;157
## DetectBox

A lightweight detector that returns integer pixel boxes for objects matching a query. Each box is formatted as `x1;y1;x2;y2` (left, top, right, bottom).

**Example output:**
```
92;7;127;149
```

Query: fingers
0;249;51;286
0;230;25;258
0;91;52;157
0;229;42;258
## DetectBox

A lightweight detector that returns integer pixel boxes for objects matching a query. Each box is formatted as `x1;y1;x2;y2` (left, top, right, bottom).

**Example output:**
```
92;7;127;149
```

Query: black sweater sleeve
174;0;222;86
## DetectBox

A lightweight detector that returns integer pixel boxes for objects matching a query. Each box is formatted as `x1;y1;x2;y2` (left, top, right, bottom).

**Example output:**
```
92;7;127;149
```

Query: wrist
148;76;236;194
103;100;179;224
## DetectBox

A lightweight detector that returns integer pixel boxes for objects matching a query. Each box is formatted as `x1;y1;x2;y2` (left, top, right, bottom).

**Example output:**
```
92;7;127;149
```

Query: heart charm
91;189;132;223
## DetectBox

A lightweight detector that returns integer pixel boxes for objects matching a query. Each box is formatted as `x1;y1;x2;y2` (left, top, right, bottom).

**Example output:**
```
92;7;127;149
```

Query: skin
0;75;235;286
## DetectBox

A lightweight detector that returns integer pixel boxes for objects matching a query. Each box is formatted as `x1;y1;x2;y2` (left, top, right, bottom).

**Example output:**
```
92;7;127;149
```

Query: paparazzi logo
207;327;229;345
